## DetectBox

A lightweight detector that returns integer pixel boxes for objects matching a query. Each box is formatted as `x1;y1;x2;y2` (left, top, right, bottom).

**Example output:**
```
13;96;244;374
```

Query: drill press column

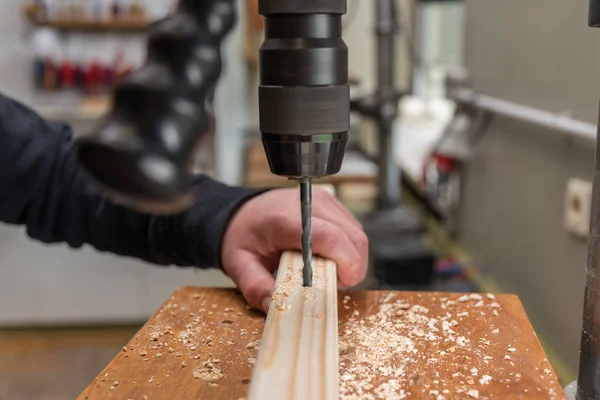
258;0;350;285
571;2;600;399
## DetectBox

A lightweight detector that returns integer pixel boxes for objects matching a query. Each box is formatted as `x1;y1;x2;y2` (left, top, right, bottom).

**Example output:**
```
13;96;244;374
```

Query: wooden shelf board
23;4;149;31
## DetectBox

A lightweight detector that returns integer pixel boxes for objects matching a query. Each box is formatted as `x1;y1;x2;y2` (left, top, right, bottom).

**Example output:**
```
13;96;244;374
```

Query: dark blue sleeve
0;92;267;268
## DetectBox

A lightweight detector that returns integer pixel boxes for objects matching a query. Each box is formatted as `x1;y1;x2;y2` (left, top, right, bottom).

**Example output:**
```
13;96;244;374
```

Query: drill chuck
259;0;350;179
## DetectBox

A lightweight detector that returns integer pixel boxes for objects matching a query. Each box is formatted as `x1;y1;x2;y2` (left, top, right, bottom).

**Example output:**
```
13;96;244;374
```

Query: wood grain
79;290;565;399
247;252;339;400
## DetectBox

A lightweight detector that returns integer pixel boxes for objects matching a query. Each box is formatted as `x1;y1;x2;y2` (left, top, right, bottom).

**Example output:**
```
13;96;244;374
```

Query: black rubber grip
591;0;600;27
259;0;346;15
259;85;349;135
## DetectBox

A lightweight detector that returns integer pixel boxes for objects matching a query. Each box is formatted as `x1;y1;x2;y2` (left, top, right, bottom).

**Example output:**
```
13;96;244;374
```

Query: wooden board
247;252;338;399
79;290;565;399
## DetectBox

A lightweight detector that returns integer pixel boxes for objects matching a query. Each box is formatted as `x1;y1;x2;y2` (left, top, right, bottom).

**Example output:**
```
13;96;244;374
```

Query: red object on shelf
59;61;76;88
433;153;457;173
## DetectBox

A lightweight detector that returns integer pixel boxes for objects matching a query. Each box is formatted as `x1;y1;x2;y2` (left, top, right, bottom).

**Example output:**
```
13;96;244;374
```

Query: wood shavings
508;347;517;352
246;340;260;350
193;360;224;381
336;292;553;399
487;294;496;300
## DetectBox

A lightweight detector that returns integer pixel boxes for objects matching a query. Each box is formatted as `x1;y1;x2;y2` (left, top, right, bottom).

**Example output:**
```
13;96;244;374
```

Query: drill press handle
77;0;236;213
591;0;600;26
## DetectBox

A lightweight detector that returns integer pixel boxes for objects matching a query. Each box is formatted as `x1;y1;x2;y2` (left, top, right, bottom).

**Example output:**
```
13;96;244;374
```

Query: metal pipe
574;4;600;397
450;88;597;142
376;0;396;96
375;0;402;210
576;104;600;399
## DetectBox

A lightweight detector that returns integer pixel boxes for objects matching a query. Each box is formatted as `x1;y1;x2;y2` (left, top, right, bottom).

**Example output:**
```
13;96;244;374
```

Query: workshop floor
0;326;140;400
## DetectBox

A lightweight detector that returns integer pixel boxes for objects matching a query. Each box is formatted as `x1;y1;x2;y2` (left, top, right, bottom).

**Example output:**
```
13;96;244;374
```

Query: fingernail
261;296;271;313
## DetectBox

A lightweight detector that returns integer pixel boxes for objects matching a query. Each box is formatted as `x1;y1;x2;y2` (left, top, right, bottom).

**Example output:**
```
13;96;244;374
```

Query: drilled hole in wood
221;320;234;324
242;379;251;385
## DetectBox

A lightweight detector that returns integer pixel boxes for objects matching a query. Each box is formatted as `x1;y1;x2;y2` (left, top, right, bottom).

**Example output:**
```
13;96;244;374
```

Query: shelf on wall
22;5;150;32
37;96;111;121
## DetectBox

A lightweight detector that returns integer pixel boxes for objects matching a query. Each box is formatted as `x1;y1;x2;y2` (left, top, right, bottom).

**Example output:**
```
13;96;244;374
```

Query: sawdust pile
338;293;559;400
193;360;224;381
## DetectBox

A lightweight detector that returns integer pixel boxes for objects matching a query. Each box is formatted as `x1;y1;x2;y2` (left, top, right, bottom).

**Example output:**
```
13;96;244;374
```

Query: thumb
225;251;275;314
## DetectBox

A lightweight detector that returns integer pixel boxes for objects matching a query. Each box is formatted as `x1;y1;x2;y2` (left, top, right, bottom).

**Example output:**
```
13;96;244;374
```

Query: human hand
221;188;368;313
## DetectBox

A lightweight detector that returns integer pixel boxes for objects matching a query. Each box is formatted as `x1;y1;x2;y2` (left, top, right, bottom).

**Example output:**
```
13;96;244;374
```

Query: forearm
0;93;266;268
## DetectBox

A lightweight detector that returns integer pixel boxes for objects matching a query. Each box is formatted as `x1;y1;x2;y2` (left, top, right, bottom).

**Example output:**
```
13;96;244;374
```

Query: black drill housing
259;0;350;179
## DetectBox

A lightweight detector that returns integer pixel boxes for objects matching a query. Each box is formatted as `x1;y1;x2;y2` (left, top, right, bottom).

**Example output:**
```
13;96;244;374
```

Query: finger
327;196;363;229
313;190;362;229
310;218;363;287
225;250;275;313
312;207;369;285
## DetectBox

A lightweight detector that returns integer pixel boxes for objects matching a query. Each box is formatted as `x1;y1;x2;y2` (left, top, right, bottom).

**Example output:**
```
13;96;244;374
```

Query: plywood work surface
79;289;564;399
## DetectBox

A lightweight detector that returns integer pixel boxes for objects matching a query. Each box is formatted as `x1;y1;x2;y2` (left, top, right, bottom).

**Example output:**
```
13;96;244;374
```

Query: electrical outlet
565;178;593;238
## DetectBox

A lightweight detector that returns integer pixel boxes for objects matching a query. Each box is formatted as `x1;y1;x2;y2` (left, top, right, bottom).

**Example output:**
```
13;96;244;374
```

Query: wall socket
565;177;593;239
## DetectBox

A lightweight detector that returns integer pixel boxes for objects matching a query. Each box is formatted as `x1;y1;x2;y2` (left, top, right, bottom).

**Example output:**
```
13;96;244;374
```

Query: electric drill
76;0;350;285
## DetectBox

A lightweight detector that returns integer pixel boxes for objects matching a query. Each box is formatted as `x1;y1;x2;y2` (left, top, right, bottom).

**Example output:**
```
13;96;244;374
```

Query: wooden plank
78;290;565;399
247;252;339;400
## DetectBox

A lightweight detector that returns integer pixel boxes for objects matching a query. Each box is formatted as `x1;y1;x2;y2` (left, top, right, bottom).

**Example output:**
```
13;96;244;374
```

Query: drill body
258;0;350;285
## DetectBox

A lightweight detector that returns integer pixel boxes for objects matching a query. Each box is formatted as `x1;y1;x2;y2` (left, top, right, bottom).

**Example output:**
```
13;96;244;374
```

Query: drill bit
300;177;313;287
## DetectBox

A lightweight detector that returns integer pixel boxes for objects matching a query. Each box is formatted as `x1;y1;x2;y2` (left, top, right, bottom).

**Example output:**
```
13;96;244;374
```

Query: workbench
79;287;565;399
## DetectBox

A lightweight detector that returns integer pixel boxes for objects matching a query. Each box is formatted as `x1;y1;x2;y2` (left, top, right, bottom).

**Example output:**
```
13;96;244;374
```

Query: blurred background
0;0;598;398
